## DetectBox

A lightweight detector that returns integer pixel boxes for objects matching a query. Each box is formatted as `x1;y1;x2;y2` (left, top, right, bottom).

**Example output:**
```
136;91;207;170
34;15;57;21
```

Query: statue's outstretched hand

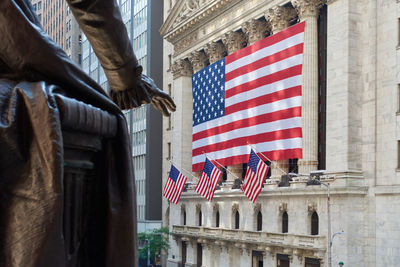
109;66;176;116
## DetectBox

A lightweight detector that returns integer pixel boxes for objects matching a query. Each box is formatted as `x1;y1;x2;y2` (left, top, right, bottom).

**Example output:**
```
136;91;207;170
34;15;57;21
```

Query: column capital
221;31;247;54
291;0;325;20
242;19;270;45
188;51;208;73
171;59;193;79
265;6;297;34
204;41;226;64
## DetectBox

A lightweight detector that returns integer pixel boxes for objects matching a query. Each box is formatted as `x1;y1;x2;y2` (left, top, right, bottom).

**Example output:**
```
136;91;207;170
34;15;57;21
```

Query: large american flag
163;165;187;204
192;22;305;171
195;158;222;201
241;150;269;202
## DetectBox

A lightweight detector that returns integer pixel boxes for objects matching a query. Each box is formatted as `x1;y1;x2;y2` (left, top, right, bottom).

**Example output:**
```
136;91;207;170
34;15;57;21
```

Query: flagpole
169;160;199;181
246;143;288;175
202;151;241;180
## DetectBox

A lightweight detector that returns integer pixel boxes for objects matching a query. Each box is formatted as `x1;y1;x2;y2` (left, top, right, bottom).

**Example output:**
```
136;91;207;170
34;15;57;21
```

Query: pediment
160;0;233;43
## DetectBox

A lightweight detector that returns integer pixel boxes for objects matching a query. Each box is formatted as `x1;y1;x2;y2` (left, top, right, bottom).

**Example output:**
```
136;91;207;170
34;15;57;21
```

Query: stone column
239;247;252;267
221;31;247;182
171;59;194;176
265;6;297;179
242;19;269;45
263;249;275;266
292;250;304;267
291;0;324;174
186;240;197;267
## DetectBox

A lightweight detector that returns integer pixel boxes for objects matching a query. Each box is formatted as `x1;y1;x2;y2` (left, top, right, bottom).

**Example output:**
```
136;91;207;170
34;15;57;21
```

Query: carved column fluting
204;41;226;64
242;19;269;45
188;51;208;73
222;31;247;54
291;0;324;174
264;6;296;179
265;6;297;34
171;58;194;175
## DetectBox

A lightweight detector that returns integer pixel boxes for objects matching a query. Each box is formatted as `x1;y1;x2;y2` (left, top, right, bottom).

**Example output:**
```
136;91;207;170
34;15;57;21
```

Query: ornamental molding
279;202;288;212
307;202;317;213
231;203;239;213
265;6;297;34
212;203;220;212
160;0;235;44
221;31;247;54
188;50;208;73
171;59;193;79
195;203;202;212
242;19;270;45
253;202;261;213
291;0;325;19
204;41;226;64
174;32;199;56
181;204;186;211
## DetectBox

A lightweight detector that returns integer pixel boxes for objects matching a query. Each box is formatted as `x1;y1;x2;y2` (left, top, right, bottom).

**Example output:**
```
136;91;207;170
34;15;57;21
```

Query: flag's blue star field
192;58;225;126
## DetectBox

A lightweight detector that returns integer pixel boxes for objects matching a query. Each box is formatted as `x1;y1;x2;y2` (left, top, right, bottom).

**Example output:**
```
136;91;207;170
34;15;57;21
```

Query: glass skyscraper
81;0;164;229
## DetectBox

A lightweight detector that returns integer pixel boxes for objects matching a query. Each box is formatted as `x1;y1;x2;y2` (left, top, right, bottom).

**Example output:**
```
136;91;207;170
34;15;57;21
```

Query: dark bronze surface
0;0;175;266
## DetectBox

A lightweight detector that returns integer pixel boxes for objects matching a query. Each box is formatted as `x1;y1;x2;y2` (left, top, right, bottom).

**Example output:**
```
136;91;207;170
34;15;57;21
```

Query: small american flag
241;150;269;202
192;22;305;171
163;165;187;204
195;158;222;201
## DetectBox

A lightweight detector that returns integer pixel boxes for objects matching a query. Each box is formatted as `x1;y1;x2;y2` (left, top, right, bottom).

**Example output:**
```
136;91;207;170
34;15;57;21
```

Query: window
198;211;202;226
257;211;262;231
282;211;288;233
168;54;172;69
167;142;171;160
215;211;220;227
311;212;319;235
181;241;187;265
398;18;400;46
398;141;400;169
183;211;186;225
235;211;239;229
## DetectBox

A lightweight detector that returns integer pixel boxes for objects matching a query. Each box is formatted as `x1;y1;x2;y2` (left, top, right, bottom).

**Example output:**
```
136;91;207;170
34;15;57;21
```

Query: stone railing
172;225;326;253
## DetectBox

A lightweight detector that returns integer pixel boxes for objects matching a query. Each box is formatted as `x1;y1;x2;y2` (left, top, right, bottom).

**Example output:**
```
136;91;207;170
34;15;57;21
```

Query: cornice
161;0;236;44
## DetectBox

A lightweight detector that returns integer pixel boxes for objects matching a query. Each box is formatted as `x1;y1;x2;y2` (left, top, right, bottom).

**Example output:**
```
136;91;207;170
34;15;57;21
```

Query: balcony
172;225;326;255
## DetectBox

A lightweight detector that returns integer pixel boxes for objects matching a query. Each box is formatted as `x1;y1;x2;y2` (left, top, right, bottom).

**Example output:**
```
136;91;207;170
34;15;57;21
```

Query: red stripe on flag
192;148;302;172
193;128;302;157
225;22;305;64
193;107;302;142
225;44;304;82
225;86;302;115
225;65;302;99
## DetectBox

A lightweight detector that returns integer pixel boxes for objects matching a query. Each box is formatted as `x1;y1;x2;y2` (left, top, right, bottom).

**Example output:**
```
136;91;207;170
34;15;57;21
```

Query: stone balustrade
172;225;326;254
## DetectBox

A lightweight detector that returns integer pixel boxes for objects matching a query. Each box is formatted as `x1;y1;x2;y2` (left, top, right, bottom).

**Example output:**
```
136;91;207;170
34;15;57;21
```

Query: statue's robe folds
0;0;139;266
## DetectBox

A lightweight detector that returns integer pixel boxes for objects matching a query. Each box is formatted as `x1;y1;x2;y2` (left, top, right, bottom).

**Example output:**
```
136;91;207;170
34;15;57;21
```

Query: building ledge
172;225;326;254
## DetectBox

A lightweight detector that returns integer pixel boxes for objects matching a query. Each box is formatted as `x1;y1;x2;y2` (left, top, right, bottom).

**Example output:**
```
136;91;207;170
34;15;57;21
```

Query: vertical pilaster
291;0;324;174
171;59;194;175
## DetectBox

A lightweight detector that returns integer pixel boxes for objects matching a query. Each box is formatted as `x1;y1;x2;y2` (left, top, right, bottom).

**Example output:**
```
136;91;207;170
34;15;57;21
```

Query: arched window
235;211;240;229
198;211;202;226
282;211;288;233
216;211;220;228
257;211;262;231
311;211;319;235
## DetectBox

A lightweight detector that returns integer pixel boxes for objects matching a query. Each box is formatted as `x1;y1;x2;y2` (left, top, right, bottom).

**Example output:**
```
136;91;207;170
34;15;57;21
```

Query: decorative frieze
204;41;226;64
188;50;208;73
265;6;297;34
231;203;239;213
171;59;193;79
242;19;270;45
173;32;198;55
221;31;247;54
279;202;288;212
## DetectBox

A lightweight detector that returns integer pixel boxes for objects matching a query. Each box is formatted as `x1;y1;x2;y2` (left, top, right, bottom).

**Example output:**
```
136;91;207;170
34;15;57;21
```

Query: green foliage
138;227;170;261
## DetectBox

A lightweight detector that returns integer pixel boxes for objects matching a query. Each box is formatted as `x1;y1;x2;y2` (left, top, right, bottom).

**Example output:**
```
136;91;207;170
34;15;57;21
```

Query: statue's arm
66;0;176;114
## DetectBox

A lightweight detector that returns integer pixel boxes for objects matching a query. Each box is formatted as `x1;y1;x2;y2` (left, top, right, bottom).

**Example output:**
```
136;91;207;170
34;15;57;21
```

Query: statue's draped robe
0;0;139;266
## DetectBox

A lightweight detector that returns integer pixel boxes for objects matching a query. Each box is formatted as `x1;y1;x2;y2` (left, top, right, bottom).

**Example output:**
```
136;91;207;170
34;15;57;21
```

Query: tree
138;227;170;264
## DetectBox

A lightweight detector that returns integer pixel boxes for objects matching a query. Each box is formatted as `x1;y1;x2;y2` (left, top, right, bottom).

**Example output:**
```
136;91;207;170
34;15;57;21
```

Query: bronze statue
0;0;175;266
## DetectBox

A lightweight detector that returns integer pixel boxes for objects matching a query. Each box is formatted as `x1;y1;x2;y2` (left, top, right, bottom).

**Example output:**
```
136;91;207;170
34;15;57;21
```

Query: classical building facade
161;0;400;266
